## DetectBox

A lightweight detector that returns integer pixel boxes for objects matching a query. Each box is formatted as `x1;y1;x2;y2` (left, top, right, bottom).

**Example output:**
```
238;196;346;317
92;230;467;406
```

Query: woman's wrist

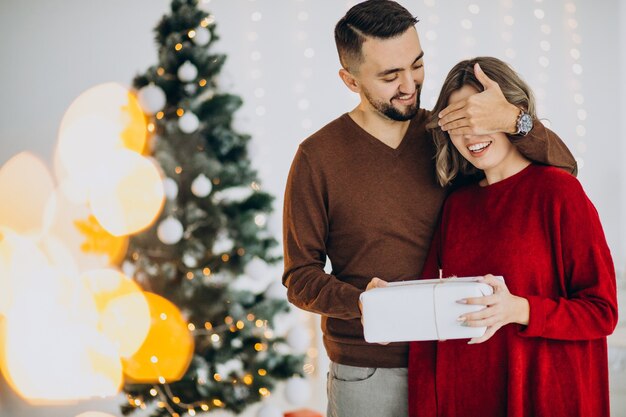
514;296;530;326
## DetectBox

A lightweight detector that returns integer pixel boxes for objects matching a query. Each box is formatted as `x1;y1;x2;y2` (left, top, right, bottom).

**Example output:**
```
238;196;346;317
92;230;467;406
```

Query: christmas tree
120;1;305;415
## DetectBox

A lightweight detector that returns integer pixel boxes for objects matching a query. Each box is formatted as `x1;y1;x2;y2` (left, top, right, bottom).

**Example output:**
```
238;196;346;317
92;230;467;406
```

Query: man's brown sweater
282;110;576;368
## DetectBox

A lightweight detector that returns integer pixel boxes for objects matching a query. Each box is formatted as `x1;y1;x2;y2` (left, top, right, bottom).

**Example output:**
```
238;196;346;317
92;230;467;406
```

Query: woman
407;57;618;417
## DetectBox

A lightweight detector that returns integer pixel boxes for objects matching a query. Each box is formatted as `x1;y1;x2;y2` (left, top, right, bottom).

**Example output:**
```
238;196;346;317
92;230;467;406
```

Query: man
282;1;577;416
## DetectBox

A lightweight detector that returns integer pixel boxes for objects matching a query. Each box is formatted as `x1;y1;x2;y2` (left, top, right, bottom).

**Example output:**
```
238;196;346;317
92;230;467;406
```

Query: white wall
0;0;624;416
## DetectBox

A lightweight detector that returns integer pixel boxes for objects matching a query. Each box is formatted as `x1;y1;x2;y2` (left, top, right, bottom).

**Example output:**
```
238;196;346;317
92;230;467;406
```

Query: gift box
360;276;500;343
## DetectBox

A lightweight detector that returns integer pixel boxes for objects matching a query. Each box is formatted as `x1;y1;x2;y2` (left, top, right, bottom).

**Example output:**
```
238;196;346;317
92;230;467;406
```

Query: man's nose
399;72;416;94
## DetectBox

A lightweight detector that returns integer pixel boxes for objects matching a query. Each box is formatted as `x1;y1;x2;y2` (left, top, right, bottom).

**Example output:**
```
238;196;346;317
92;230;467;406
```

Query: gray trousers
327;362;408;417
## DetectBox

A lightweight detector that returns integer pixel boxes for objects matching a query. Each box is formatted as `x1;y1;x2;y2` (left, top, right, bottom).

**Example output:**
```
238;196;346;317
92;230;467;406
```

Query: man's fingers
438;108;468;128
439;98;466;118
366;277;388;291
474;63;495;89
445;127;477;136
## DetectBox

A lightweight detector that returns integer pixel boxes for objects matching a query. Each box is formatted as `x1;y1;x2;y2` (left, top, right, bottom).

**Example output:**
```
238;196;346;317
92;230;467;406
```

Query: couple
282;1;618;417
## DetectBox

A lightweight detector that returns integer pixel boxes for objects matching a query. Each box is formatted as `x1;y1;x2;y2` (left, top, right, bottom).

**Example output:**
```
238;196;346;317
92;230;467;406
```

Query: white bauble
177;61;198;82
265;280;287;300
212;232;234;254
191;174;212;197
163;177;179;200
136;84;166;115
196;367;209;383
193;26;211;46
157;216;184;245
256;404;282;417
178;111;200;134
121;260;136;278
182;253;198;268
184;83;198;95
287;325;310;353
284;377;311;406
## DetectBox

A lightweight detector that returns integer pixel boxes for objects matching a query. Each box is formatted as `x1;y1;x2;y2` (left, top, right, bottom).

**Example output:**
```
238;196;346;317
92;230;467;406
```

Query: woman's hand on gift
456;274;530;344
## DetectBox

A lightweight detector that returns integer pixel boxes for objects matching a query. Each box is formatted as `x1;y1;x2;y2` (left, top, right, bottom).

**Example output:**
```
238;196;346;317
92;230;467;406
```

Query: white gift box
360;276;501;343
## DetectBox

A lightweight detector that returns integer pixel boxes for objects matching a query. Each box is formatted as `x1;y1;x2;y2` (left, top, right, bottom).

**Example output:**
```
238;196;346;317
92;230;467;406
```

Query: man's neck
348;108;411;150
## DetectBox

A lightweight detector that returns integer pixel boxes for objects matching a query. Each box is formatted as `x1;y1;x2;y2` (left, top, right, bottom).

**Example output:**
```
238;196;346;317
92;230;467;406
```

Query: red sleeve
510;120;578;176
519;177;618;340
282;147;361;319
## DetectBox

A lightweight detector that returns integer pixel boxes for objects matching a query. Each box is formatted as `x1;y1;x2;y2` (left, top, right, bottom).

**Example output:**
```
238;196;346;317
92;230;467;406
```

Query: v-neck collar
343;113;415;157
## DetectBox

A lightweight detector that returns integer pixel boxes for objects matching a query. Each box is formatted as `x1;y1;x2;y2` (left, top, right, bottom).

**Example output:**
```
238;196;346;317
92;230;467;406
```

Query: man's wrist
505;103;520;135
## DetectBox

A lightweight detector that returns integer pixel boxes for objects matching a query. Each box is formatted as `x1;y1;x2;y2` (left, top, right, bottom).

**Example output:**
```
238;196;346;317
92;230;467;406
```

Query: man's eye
383;76;397;82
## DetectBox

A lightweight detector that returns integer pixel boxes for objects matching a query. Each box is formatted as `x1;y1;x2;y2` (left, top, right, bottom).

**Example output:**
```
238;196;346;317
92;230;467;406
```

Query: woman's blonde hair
429;56;537;186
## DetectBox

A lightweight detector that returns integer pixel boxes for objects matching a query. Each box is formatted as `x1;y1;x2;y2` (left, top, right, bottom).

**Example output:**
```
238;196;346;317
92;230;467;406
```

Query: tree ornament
191;174;212;197
192;26;211;46
136;84;166;115
121;260;136;278
157;216;183;244
284;377;311;406
178;111;200;133
177;61;198;82
163;177;179;200
212;231;234;254
184;83;198;95
182;253;198;268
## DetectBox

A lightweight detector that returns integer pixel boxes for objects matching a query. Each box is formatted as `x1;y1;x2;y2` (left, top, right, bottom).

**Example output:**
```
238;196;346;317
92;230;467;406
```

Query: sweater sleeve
510;120;578;176
282;146;362;320
519;178;618;340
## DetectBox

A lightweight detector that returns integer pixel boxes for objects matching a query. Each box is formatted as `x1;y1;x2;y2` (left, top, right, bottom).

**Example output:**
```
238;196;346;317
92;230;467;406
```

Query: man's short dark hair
334;0;418;72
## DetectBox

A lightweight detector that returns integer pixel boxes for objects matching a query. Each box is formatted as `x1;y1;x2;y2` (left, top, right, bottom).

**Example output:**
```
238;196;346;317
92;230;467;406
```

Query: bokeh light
81;269;151;358
122;292;194;383
0;152;55;236
88;149;165;236
42;187;129;272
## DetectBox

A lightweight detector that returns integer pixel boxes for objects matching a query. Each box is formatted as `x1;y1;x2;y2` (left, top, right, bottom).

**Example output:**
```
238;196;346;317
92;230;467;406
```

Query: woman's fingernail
461;322;470;327
456;299;467;304
457;316;466;322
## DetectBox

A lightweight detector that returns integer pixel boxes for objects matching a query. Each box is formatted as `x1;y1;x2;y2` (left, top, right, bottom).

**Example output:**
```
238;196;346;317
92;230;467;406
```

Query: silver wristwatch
515;109;533;136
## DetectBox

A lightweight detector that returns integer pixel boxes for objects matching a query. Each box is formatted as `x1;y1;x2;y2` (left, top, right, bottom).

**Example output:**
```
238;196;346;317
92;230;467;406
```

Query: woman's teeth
468;141;491;153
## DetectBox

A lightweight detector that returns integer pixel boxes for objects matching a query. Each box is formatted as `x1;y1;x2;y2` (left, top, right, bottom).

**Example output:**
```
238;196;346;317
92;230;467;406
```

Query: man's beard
364;85;421;122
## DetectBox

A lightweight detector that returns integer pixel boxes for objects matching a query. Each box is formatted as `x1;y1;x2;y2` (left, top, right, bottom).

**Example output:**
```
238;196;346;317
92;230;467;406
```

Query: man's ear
339;68;360;93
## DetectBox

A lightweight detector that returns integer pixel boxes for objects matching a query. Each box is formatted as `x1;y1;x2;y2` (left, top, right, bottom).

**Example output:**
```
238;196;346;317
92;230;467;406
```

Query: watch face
519;113;533;134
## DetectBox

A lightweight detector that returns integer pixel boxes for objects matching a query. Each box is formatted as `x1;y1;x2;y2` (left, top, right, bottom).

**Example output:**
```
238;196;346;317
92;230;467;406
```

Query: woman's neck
481;150;532;186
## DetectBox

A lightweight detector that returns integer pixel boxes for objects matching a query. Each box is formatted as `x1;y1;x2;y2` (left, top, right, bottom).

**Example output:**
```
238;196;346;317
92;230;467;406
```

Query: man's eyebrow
376;51;425;77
